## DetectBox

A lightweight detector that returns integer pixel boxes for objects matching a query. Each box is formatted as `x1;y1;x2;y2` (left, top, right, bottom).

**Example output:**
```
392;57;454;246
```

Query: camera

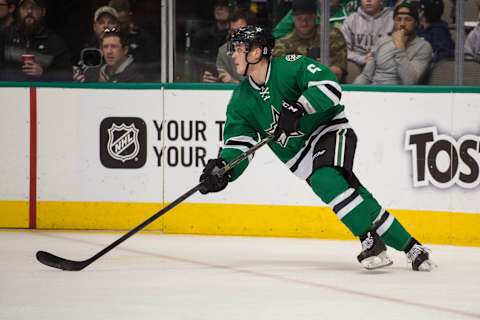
74;48;103;82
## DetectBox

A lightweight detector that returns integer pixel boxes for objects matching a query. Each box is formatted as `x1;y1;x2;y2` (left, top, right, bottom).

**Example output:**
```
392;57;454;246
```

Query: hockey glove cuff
274;100;306;139
199;158;230;194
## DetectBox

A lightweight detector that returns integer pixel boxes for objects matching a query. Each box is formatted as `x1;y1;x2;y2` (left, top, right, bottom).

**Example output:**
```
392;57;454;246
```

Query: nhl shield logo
107;123;140;162
100;117;147;169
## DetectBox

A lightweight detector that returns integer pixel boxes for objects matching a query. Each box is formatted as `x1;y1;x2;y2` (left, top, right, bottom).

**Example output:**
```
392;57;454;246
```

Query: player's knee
309;166;350;204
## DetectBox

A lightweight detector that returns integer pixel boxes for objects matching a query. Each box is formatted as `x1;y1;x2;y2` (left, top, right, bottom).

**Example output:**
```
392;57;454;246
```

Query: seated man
353;3;432;85
340;0;394;69
0;0;71;81
74;28;143;83
273;0;347;81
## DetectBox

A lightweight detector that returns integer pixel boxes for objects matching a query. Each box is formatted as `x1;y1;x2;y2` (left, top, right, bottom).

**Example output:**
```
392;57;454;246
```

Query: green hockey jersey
220;55;346;181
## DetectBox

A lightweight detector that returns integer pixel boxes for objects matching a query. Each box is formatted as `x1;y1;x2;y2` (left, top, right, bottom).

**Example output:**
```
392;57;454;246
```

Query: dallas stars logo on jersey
266;106;303;147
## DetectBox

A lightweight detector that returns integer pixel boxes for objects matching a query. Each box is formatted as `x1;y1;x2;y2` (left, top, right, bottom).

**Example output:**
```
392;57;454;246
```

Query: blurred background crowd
0;0;479;84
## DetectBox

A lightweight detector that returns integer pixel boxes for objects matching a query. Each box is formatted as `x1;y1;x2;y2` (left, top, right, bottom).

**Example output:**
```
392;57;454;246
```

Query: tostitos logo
100;117;147;169
405;127;480;189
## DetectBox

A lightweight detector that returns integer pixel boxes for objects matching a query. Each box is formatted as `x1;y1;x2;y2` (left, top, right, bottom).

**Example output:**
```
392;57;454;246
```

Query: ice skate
357;231;393;270
406;243;437;271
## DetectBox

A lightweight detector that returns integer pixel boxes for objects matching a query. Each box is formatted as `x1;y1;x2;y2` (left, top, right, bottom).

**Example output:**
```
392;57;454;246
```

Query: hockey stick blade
36;135;274;271
36;251;90;271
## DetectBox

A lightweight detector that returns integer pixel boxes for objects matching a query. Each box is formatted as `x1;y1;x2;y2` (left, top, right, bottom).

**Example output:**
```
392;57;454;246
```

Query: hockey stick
36;134;274;271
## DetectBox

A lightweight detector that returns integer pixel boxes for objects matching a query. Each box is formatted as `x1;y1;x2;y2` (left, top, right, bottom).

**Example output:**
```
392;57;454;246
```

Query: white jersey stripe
298;95;316;114
285;111;346;169
289;123;351;179
225;135;258;147
284;112;350;180
222;145;254;161
308;80;342;92
308;80;342;105
318;86;340;106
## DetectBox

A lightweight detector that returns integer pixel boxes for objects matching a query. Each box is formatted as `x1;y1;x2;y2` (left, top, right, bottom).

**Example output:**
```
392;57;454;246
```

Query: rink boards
1;83;479;246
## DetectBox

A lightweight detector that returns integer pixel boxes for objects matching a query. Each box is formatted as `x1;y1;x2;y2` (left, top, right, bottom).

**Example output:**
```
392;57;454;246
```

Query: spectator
340;0;394;68
464;0;480;61
273;0;347;81
83;6;119;50
465;23;480;61
273;0;356;39
191;0;231;80
0;0;71;81
353;3;432;84
108;0;159;64
203;10;249;83
74;27;143;83
0;0;15;33
417;0;454;62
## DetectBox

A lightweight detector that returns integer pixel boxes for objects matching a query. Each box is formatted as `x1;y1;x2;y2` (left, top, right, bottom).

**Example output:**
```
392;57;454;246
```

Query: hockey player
199;25;436;272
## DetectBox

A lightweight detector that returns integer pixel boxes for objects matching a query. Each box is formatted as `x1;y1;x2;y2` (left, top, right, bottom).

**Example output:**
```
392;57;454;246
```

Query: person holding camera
73;27;143;83
0;0;71;81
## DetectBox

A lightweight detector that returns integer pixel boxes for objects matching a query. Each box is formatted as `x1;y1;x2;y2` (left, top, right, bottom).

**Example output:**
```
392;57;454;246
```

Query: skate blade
361;252;393;270
417;259;438;272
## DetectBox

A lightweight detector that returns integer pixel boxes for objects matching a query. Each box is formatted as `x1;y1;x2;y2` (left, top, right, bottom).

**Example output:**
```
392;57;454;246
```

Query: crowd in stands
0;0;479;84
0;0;158;82
193;0;480;85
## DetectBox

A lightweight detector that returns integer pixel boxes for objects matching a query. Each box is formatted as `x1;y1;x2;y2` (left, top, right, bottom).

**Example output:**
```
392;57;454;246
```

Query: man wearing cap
0;0;71;81
108;0;158;64
86;6;120;49
273;0;347;81
353;3;432;84
0;0;16;33
340;0;394;68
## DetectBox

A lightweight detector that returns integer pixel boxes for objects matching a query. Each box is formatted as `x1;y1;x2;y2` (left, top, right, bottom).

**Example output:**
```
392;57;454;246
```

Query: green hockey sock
372;210;412;251
309;167;381;236
309;167;413;250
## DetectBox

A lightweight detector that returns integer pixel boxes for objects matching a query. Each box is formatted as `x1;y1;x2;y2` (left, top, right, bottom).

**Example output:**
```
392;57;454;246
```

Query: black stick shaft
37;135;274;270
82;183;204;268
219;135;273;175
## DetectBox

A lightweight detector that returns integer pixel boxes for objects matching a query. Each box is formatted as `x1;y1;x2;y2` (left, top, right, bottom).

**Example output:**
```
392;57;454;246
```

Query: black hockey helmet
227;25;274;59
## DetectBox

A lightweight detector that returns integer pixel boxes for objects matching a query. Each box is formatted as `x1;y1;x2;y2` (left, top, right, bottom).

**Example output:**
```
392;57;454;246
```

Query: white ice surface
1;230;479;320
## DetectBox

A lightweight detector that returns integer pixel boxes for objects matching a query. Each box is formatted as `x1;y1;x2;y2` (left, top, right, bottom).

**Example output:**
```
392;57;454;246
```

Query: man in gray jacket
353;3;432;85
340;0;393;68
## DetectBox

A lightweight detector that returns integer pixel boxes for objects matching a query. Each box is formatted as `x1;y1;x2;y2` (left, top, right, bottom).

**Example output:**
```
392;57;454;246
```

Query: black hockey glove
199;158;230;194
274;100;306;139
